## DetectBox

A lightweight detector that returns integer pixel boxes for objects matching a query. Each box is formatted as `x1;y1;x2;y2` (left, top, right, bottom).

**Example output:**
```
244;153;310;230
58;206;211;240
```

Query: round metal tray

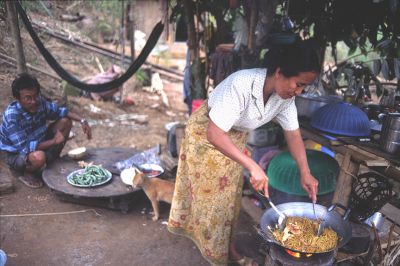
67;168;112;188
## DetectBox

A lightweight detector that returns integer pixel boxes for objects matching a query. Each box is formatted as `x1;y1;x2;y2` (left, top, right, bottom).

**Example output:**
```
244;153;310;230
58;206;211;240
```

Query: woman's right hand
249;165;269;197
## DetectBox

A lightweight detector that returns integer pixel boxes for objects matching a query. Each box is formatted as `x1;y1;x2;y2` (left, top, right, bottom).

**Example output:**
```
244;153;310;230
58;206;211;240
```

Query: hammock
15;1;164;92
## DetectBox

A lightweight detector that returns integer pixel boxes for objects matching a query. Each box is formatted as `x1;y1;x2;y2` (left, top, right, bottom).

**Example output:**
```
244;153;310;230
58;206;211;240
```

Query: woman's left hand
300;173;318;203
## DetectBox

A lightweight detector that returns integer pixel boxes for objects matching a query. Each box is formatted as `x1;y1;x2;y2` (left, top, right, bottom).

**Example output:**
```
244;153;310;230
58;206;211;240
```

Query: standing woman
168;39;320;265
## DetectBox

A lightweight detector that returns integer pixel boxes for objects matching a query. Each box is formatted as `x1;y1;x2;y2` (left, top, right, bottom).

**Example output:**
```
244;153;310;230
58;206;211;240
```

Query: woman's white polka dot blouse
208;68;299;132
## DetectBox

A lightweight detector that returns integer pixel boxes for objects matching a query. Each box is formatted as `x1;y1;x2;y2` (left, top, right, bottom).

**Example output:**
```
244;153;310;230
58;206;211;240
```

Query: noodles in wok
271;217;338;253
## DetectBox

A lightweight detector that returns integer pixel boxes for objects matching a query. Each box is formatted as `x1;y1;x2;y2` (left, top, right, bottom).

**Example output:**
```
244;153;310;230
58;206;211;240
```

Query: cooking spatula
257;191;287;230
268;197;287;231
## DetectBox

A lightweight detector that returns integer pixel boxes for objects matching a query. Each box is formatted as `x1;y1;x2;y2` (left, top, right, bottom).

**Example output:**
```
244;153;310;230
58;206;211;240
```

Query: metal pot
380;112;400;130
379;113;400;154
260;202;352;254
295;95;342;119
362;104;383;120
364;212;385;231
247;122;281;147
381;140;400;154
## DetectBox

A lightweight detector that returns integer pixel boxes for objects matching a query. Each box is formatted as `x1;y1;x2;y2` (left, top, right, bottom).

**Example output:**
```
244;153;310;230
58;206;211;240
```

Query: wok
260;202;352;254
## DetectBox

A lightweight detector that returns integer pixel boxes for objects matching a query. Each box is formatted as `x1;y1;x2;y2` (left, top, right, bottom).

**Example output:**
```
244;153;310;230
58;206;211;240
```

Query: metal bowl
364;212;385;231
295;95;342;119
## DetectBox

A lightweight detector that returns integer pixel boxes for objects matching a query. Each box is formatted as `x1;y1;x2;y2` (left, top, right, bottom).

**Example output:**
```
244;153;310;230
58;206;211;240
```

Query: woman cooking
168;39;320;266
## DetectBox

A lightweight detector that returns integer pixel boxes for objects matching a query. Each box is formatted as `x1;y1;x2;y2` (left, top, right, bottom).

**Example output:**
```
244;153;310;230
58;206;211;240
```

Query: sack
166;123;185;158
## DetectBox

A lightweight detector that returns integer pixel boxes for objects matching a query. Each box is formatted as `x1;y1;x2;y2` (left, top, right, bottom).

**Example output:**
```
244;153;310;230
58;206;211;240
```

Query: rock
0;152;15;195
0;178;14;194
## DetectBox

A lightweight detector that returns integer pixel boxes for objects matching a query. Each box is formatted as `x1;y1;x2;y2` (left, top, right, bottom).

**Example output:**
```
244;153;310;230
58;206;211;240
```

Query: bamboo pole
0;52;60;81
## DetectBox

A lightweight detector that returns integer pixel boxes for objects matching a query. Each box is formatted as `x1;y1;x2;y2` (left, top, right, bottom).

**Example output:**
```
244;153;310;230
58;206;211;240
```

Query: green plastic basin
267;150;339;196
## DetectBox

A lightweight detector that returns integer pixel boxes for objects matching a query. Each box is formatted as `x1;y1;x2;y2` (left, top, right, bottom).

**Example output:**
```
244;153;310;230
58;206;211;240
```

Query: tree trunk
6;1;27;74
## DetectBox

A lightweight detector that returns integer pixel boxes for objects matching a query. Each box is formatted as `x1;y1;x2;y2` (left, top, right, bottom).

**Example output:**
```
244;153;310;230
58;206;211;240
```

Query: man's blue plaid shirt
0;98;68;155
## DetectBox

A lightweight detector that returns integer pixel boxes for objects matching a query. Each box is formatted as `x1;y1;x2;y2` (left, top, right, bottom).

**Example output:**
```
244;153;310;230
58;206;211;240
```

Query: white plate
120;167;139;186
67;147;87;160
139;163;164;178
67;168;112;188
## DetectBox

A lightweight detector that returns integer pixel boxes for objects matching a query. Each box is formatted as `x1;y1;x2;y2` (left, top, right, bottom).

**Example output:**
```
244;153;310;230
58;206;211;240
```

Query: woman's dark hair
11;73;41;98
262;39;321;78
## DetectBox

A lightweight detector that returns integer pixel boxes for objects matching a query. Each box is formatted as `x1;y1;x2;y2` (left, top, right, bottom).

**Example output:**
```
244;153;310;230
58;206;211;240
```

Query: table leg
333;152;360;207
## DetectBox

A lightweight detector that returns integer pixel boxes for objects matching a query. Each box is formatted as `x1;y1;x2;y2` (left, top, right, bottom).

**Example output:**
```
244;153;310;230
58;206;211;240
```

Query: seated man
0;73;92;188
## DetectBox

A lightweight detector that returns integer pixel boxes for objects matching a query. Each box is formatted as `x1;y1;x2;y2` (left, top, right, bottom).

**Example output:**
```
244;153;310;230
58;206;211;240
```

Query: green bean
70;165;109;186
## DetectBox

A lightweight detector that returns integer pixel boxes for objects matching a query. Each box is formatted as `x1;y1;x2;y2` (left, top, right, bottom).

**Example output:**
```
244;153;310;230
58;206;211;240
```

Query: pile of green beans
71;165;109;186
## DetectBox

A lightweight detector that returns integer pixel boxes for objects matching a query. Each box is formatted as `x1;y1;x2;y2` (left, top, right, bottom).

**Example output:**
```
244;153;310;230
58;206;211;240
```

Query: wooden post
183;0;206;100
120;0;125;68
128;3;135;61
119;0;125;104
332;152;360;207
247;0;258;52
6;1;27;73
183;0;198;61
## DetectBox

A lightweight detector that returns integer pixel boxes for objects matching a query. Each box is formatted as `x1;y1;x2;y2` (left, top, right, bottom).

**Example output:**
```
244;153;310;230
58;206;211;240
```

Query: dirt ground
0;3;265;266
0;71;265;265
0;178;265;266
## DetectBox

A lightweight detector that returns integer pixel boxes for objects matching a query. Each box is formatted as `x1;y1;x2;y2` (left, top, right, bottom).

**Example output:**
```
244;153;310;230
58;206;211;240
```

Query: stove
265;244;336;266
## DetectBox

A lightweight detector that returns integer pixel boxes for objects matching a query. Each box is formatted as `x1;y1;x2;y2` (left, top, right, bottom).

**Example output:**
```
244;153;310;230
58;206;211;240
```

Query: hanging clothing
209;47;241;86
232;15;248;51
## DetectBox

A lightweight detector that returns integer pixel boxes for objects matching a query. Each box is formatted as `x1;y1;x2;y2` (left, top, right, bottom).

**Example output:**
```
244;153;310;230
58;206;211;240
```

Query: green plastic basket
267;150;339;196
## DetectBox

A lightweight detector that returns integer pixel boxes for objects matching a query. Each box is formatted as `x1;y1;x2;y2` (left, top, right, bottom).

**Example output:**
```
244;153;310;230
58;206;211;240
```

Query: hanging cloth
15;1;164;92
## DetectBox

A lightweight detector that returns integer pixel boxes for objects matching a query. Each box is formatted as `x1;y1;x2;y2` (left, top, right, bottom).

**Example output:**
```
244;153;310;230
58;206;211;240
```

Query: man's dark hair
11;73;41;98
262;39;321;78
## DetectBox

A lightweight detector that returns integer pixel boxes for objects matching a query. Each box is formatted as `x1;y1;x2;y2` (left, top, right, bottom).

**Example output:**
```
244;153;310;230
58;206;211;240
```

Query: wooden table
299;121;400;206
300;120;400;238
43;147;142;213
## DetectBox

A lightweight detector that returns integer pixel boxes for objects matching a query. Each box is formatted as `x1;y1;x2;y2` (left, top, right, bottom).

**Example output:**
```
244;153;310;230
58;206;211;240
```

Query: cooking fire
285;249;313;258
